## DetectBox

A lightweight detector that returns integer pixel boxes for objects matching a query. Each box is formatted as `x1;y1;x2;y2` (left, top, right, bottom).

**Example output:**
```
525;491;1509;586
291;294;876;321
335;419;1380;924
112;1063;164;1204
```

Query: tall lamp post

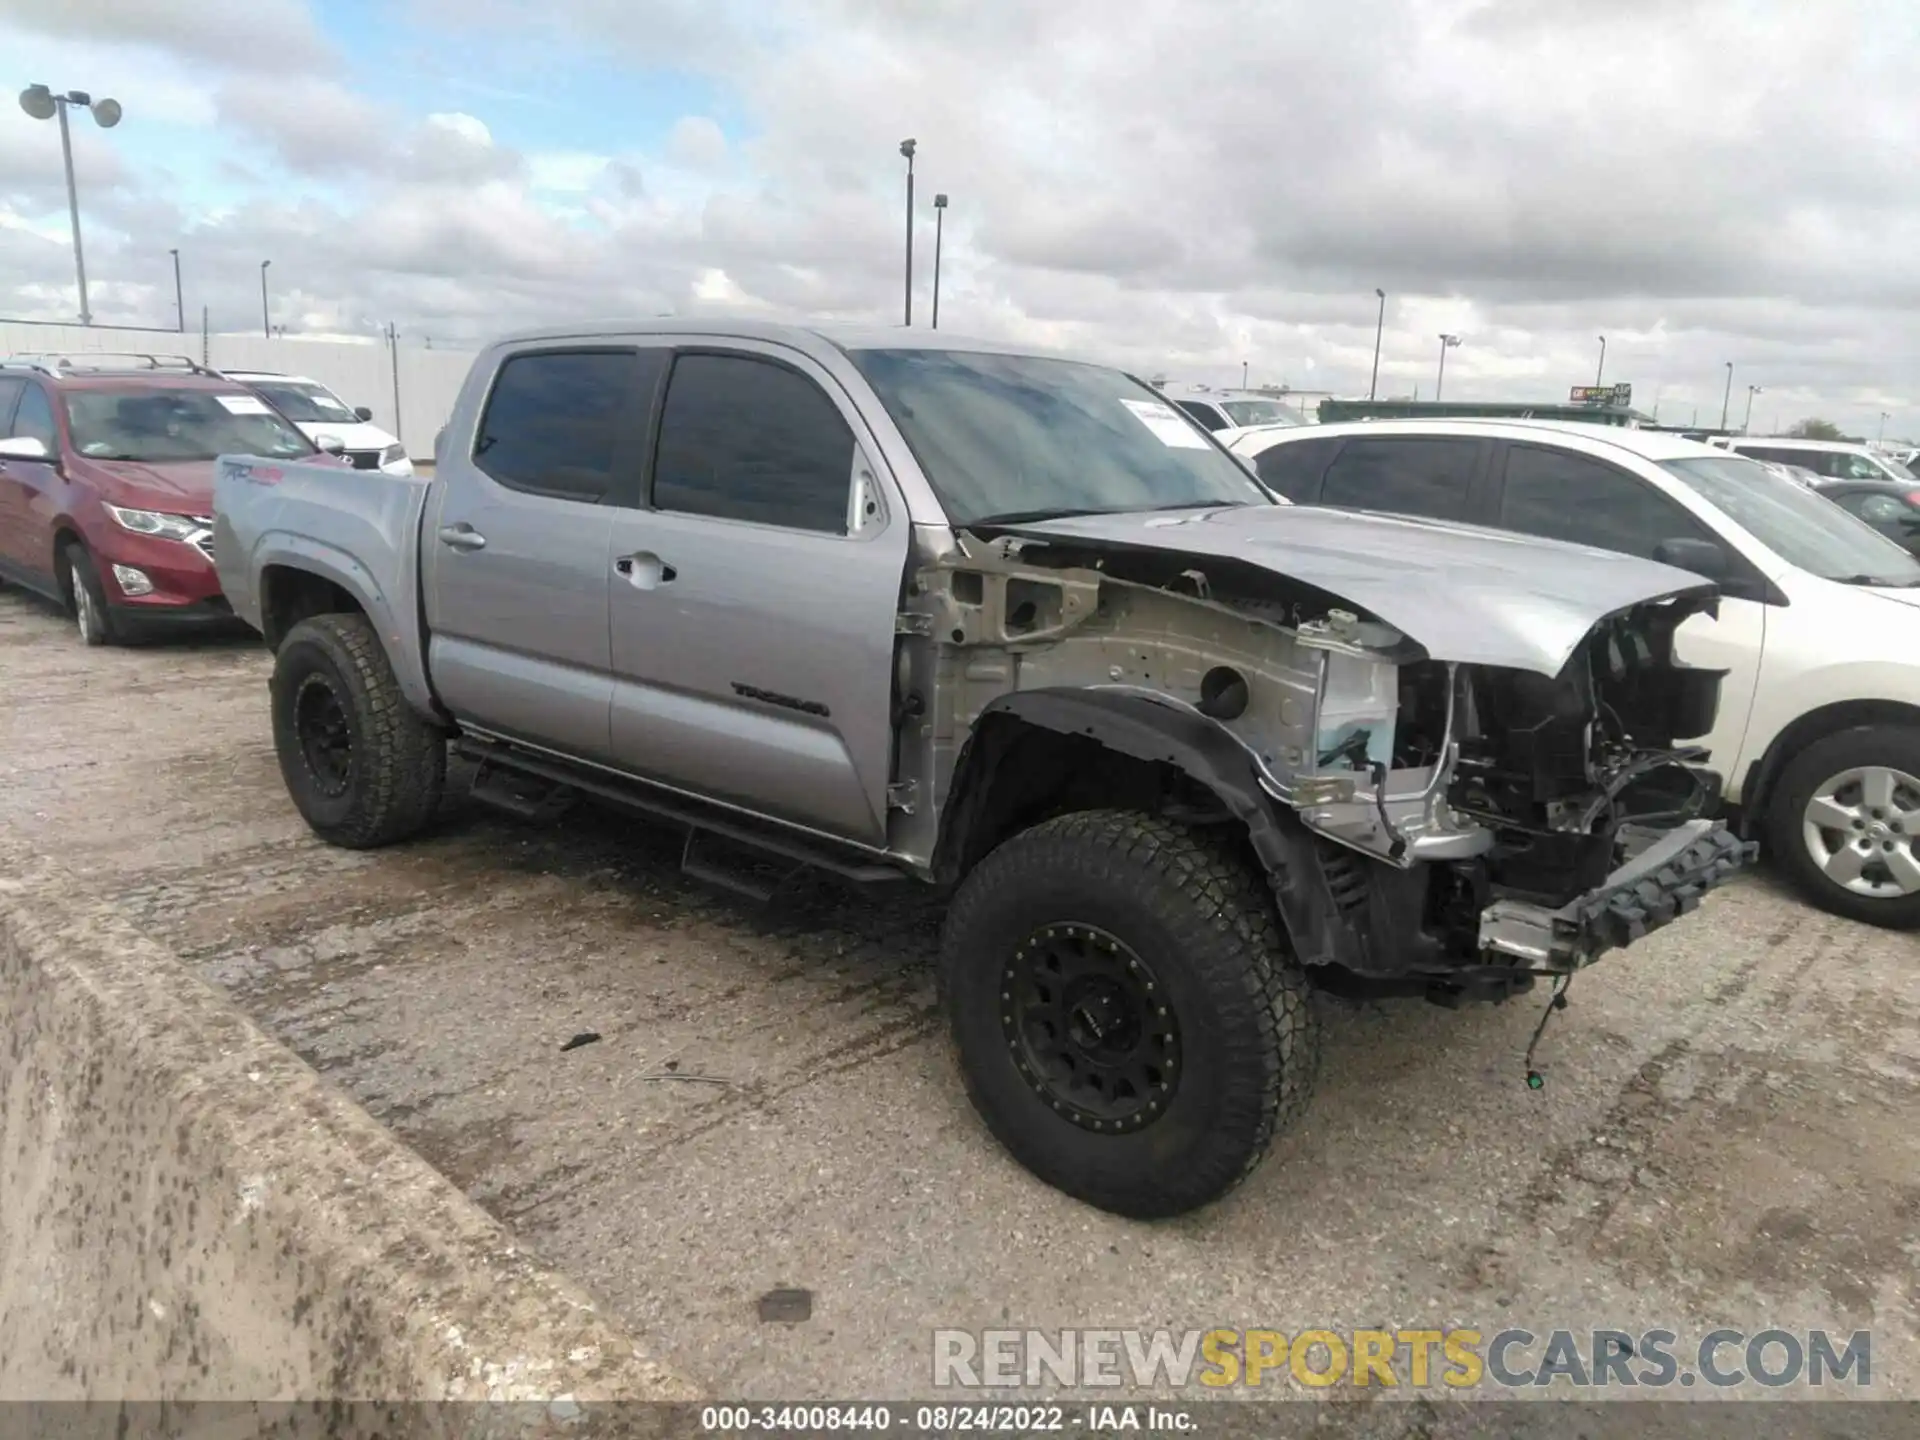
1435;333;1461;400
1879;412;1891;443
931;192;948;329
260;260;272;338
1369;288;1386;400
899;138;916;326
18;84;123;326
169;248;184;333
1720;362;1734;429
1743;384;1762;434
1595;335;1606;386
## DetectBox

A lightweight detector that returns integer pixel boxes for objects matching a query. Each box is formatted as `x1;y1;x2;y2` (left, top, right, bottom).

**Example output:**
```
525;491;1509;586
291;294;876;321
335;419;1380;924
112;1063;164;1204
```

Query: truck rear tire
939;809;1319;1218
270;612;446;849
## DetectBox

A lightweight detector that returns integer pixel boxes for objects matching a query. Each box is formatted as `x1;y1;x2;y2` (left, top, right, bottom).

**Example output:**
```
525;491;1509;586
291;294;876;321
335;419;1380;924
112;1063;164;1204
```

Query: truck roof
488;318;1084;365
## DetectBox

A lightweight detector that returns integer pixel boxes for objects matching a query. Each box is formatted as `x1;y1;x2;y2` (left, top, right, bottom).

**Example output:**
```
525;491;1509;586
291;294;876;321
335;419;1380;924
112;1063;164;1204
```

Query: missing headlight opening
920;530;1732;989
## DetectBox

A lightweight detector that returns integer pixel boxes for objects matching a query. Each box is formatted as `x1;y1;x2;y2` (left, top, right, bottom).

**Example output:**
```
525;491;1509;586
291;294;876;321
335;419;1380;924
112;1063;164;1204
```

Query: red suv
0;353;321;645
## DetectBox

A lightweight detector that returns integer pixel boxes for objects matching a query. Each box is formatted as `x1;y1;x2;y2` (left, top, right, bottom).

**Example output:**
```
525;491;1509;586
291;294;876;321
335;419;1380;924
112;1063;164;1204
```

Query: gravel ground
2;585;1914;1414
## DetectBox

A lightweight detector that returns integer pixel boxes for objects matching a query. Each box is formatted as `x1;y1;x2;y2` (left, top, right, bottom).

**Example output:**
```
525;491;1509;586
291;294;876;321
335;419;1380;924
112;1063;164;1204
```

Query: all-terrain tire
1764;724;1920;930
270;612;446;849
63;542;121;647
939;809;1320;1218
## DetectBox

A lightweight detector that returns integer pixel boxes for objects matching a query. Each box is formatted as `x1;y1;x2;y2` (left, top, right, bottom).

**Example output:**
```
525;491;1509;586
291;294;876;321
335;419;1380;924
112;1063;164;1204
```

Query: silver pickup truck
213;321;1754;1218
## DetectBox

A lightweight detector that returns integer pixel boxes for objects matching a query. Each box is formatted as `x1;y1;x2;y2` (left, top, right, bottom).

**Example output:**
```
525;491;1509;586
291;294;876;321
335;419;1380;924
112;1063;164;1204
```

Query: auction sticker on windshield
217;394;272;415
1119;397;1209;449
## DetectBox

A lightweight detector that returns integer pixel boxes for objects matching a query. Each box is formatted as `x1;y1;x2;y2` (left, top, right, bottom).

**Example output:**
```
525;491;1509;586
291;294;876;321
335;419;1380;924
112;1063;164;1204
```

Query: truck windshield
243;380;359;425
849;349;1271;525
1661;455;1920;586
65;388;316;464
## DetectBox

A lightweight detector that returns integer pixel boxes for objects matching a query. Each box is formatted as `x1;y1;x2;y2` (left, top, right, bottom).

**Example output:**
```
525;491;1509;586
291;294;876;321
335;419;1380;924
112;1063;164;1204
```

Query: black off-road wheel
939;809;1320;1218
270;613;446;849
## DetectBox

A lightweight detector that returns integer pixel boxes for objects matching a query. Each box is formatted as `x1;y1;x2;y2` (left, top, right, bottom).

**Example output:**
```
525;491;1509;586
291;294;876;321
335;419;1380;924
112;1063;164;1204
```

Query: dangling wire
1523;973;1573;1090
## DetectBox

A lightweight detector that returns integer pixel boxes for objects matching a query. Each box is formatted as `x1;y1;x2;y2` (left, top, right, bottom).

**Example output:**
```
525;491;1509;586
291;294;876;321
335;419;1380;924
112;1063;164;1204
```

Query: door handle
615;552;676;589
437;524;487;552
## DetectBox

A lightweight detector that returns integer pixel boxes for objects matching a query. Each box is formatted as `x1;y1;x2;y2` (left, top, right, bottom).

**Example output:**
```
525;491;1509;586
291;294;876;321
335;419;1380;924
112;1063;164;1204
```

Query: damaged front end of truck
906;504;1757;1003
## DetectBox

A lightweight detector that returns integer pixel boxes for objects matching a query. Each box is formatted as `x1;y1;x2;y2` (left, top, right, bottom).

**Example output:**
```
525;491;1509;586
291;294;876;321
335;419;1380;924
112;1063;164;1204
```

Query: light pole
18;84;123;326
1743;384;1762;433
1595;335;1606;386
169;248;183;333
1242;361;1249;390
1720;361;1733;429
260;259;272;338
1369;288;1386;401
899;138;916;326
1435;333;1461;400
931;192;948;329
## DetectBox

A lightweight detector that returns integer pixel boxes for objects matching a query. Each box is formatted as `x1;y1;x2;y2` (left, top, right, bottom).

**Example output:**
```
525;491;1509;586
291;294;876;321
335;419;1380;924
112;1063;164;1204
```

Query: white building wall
0;321;476;459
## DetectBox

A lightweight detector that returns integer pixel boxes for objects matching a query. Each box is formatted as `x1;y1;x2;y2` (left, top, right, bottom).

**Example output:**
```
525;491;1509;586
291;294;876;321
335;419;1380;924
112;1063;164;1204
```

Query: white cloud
0;0;1915;436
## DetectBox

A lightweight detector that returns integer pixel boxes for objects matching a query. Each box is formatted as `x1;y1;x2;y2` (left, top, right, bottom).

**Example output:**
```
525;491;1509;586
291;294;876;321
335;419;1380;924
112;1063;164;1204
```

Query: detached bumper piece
1478;819;1757;971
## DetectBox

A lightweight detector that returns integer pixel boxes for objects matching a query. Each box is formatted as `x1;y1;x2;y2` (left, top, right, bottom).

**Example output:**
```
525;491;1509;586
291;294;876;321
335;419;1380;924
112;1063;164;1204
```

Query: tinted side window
475;350;649;501
1253;436;1339;501
651;353;854;534
1499;445;1710;560
1320;437;1479;520
11;385;57;448
0;378;22;432
1174;400;1227;432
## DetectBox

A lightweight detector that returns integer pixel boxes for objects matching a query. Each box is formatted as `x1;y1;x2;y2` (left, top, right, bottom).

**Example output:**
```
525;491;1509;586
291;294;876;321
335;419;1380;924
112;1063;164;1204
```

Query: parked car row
0;352;404;645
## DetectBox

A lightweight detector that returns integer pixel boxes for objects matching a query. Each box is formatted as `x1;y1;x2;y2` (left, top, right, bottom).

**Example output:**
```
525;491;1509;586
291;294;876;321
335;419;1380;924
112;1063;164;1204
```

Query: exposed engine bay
903;524;1747;986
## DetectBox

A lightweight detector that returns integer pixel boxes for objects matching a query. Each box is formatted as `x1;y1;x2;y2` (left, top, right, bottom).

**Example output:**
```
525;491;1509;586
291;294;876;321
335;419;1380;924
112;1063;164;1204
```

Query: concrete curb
0;856;700;1410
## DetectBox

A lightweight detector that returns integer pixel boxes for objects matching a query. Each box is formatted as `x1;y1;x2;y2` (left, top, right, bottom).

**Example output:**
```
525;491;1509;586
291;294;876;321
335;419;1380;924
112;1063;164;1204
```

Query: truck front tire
270;612;445;849
939;809;1320;1219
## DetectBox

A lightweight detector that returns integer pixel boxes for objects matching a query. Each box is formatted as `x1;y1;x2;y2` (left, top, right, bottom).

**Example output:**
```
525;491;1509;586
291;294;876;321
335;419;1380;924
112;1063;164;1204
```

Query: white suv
1228;417;1920;929
1714;435;1917;485
223;370;412;475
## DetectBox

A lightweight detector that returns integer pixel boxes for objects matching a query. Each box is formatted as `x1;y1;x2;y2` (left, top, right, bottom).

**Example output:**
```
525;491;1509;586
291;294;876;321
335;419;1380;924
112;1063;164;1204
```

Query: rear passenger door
423;346;662;761
1487;440;1767;782
601;342;912;847
0;377;26;576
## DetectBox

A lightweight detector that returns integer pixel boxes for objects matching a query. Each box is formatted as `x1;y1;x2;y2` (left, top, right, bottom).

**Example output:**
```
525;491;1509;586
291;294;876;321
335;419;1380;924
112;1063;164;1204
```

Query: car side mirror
353;405;374;422
315;434;347;455
1653;537;1729;579
0;435;50;460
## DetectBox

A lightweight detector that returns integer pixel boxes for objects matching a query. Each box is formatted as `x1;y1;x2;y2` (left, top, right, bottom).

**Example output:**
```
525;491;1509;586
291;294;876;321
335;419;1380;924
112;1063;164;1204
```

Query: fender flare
934;687;1367;970
253;536;438;717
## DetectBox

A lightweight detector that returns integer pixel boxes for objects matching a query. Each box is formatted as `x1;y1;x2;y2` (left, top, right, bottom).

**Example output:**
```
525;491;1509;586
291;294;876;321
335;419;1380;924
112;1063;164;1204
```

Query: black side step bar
453;737;907;890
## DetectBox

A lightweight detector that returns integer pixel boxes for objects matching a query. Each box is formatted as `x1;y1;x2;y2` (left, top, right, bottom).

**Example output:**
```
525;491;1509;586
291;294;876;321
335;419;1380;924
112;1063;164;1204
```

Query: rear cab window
473;349;662;503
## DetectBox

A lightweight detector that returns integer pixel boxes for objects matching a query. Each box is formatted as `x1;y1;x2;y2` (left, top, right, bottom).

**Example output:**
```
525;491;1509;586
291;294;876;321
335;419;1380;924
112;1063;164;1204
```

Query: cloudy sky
0;0;1914;437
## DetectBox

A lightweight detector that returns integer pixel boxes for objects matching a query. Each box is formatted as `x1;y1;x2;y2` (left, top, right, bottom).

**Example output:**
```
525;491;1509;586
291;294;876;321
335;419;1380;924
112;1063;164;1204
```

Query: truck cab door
601;343;912;848
421;346;661;761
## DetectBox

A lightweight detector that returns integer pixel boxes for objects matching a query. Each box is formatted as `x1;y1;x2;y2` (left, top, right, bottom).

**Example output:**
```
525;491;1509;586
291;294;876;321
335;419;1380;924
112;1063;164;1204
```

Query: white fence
0;320;476;458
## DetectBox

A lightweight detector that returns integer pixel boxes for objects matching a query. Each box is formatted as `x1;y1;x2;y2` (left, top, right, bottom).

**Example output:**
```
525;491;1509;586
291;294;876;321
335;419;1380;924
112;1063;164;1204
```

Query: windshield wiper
1835;574;1920;588
965;506;1114;527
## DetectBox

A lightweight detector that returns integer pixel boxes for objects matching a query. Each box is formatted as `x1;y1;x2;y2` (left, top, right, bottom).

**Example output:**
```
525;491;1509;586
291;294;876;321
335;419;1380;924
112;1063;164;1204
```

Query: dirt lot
2;586;1915;1407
